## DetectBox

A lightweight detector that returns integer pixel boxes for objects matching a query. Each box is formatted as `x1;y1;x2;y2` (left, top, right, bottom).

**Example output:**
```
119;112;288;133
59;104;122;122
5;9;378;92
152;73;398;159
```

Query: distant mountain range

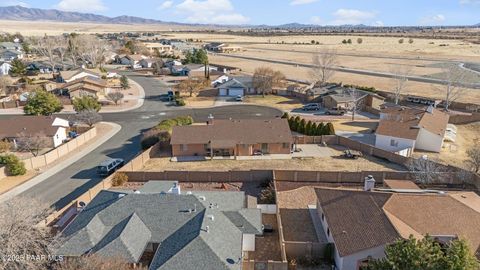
0;5;478;28
0;5;176;25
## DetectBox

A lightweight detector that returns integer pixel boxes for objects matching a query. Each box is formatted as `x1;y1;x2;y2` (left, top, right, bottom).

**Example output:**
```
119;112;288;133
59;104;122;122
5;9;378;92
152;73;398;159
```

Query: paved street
13;72;282;209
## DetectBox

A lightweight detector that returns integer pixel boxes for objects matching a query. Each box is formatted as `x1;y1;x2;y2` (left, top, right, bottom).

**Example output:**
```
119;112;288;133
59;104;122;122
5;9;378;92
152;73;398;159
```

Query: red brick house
170;117;293;157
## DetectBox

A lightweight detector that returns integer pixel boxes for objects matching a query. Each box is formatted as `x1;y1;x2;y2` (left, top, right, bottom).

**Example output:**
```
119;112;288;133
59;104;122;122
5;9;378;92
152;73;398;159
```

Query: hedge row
282;113;335;136
141;116;194;149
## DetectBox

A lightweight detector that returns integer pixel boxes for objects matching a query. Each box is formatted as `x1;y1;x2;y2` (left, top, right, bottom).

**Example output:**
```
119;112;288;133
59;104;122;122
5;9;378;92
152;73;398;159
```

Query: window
180;144;188;151
282;143;290;149
390;139;398;147
327;228;330;236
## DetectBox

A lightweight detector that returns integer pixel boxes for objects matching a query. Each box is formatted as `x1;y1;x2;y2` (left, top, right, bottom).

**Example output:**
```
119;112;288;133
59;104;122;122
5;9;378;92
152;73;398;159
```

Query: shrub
357;38;363;44
141;130;160;150
305;121;313;135
298;119;306;134
311;123;318;136
176;99;186;106
0;140;11;153
111;172;128;187
347;39;352;44
325;122;336;135
342;39;347;44
281;112;289;119
259;181;275;204
317;122;325;135
72;96;101;112
175;115;193;126
408;38;414;44
398;38;404;44
0;154;26;176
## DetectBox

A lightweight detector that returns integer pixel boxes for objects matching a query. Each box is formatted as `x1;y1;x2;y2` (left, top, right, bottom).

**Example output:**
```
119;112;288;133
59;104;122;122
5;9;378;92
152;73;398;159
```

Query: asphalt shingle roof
56;188;262;270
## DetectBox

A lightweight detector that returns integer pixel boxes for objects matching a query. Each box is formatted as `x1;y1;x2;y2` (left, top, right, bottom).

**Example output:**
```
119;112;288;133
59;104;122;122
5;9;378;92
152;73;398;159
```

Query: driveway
9;72;282;209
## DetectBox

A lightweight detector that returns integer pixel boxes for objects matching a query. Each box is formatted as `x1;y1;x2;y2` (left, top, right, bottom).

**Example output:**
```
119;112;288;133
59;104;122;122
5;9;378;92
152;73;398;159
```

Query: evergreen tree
311;123;318;136
298;119;306;134
120;75;129;90
281;112;289;119
325;122;336;135
23;90;63;116
317;122;325;135
287;116;294;131
293;116;301;132
305;121;313;135
72;96;101;112
9;59;27;77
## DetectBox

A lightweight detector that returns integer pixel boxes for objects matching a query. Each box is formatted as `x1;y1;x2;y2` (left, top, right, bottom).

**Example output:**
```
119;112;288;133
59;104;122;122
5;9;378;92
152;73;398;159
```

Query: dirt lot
413;122;480;170
144;146;404;172
244;95;303;111
247;214;283;261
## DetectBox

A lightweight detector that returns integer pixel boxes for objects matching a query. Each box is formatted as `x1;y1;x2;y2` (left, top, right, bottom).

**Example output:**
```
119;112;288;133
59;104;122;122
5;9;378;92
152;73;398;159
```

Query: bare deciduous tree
390;65;411;105
408;157;444;185
175;77;209;97
76;109;102;127
75;35;111;68
0;76;13;96
54;36;69;70
252;67;286;97
439;64;466;111
31;35;58;72
310;48;338;86
346;87;364;121
0;197;52;270
106;91;125;105
466;146;480;173
16;132;51;156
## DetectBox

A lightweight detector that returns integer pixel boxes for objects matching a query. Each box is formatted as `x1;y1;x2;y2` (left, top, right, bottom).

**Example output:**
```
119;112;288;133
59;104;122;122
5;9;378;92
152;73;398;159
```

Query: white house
375;106;449;154
0;62;12;75
313;179;480;270
0;116;70;148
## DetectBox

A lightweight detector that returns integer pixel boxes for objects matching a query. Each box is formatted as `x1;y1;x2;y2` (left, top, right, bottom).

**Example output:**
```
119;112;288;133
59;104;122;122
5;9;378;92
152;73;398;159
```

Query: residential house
0;42;22;51
217;76;255;96
121;55;147;69
164;59;182;68
57;69;101;83
0;61;12;75
171;117;293;157
322;87;385;111
169;64;215;76
56;182;262;270
0;116;69;148
204;43;242;53
210;64;240;74
59;76;108;99
143;42;173;54
189;70;229;87
0;49;23;62
313;179;480;269
139;58;161;69
375;106;449;153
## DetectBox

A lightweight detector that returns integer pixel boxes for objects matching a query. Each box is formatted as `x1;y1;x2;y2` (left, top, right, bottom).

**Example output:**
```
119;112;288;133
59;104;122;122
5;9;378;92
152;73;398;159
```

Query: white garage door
228;88;244;96
219;89;228;96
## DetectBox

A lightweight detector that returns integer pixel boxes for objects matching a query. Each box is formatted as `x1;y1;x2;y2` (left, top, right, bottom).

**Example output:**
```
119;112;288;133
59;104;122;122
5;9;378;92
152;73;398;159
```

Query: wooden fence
22;127;97;171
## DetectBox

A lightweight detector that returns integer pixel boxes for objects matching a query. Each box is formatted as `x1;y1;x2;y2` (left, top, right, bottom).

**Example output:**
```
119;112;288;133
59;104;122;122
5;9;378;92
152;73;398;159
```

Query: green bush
141;133;160;150
72;96;101;112
281;112;289;119
175;115;193;126
317;122;325;135
305;121;313;135
111;172;128;187
176;99;186;106
325;122;336;135
0;154;26;176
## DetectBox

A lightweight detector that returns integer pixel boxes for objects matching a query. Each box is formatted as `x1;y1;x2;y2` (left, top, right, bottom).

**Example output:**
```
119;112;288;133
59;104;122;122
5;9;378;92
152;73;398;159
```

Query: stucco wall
375;134;415;152
172;144;207;156
415;129;443;152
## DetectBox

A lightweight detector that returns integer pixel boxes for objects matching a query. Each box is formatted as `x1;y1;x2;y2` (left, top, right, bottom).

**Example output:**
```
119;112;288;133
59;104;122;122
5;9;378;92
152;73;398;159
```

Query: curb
100;79;146;114
0;122;121;203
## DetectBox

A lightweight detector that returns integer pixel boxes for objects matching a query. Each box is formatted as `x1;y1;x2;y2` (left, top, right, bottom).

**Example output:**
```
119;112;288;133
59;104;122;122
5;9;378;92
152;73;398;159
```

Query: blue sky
1;0;480;26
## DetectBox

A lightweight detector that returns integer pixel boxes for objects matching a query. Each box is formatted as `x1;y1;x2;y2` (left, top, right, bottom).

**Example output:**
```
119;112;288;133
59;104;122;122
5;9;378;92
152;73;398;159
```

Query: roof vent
199;195;206;201
118;193;126;198
364;175;375;191
186;191;193;195
207;114;214;125
208;215;215;221
205;226;210;233
426;105;434;114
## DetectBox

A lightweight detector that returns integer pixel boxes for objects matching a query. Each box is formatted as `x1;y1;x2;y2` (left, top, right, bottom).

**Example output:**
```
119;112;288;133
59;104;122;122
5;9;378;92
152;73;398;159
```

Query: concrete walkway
0;122;121;203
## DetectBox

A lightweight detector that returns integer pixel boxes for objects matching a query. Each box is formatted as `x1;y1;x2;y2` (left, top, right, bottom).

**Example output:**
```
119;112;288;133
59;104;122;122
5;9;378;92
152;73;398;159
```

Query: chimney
171;181;181;195
364;175;375;191
207;114;214;125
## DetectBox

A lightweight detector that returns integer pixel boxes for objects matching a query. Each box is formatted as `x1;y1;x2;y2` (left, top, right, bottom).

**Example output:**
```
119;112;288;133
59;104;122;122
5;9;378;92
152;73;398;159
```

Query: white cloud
175;0;249;24
420;14;446;25
290;0;318;6
310;16;322;25
0;0;29;7
55;0;106;12
330;9;376;25
158;0;173;10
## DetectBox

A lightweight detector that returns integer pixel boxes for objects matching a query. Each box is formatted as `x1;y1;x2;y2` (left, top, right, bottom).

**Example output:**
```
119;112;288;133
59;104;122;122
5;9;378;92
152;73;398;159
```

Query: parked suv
302;103;320;111
97;158;125;176
325;108;346;115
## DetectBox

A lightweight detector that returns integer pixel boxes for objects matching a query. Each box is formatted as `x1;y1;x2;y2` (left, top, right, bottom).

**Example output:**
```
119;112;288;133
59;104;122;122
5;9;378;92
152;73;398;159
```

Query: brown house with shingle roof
375;106;449;154
60;76;108;99
313;186;480;270
170;117;293;158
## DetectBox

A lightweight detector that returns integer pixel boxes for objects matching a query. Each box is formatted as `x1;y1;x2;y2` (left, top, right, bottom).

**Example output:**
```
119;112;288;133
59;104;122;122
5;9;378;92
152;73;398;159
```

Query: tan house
143;42;173;54
170;117;293;157
60;76;108;99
